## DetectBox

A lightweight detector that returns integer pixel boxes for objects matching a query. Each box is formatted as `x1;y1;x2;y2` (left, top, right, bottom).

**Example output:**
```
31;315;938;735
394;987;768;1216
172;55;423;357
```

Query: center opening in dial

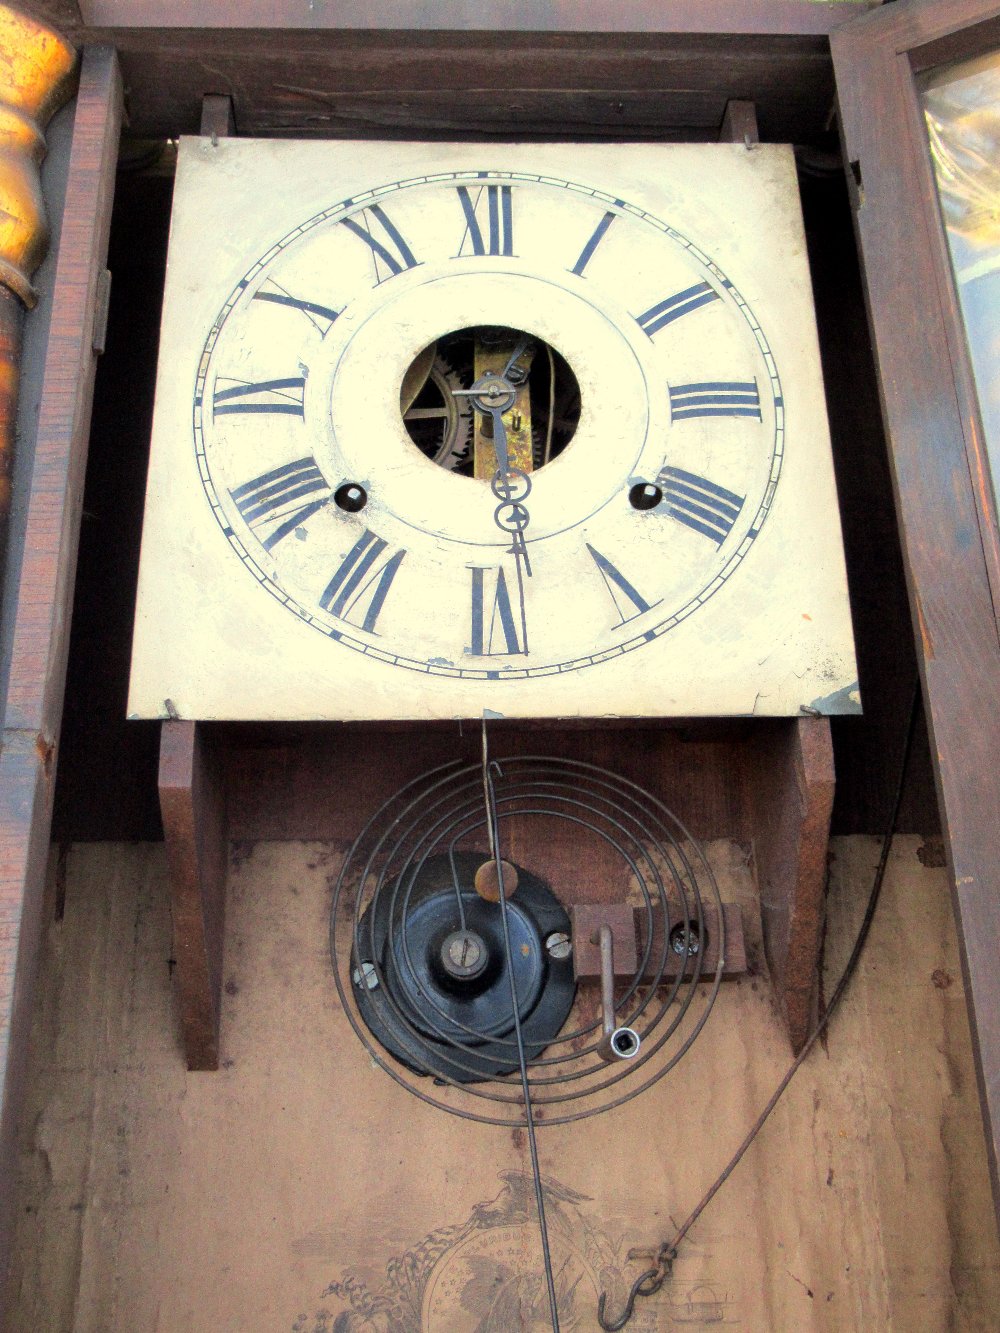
399;324;581;478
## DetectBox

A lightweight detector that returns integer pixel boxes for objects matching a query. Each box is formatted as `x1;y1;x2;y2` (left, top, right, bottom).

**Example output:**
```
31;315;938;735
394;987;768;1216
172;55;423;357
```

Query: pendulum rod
481;722;560;1332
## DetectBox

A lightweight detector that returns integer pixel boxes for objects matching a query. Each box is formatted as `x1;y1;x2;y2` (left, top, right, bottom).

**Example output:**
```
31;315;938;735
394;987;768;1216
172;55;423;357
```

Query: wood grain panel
59;31;839;142
0;47;122;1317
14;0;82;29
11;837;997;1330
76;0;877;34
222;721;754;845
832;0;1000;1226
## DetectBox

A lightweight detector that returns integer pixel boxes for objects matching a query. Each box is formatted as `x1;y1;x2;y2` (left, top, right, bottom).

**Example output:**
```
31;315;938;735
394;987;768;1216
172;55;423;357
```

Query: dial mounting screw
669;921;702;957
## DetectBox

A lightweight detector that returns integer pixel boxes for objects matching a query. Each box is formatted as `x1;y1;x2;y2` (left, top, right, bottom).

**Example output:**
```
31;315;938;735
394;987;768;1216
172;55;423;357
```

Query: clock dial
129;140;858;720
193;170;780;679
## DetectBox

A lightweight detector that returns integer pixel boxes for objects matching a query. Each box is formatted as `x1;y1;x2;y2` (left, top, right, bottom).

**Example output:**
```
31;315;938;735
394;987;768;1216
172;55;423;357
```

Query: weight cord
597;678;923;1330
481;722;561;1332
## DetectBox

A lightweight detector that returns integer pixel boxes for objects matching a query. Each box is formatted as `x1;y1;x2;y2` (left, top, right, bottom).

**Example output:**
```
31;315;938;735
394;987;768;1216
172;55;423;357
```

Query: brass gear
401;349;474;470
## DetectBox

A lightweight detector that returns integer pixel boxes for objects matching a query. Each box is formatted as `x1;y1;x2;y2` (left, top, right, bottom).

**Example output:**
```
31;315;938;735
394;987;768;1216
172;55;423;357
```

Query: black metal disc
351;852;576;1083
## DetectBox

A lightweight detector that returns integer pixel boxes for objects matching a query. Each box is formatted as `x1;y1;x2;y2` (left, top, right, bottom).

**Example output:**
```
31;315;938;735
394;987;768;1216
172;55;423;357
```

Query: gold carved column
0;5;76;569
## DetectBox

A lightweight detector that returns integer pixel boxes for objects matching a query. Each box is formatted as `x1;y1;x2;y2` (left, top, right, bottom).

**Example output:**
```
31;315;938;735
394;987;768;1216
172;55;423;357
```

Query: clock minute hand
481;399;532;579
453;375;533;654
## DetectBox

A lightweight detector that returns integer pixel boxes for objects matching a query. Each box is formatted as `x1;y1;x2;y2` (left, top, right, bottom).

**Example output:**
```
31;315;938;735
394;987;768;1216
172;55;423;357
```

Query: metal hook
596;1265;663;1331
597;1242;675;1330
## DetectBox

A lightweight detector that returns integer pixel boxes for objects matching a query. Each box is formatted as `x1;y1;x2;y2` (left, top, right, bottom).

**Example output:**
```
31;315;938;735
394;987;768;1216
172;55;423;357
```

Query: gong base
350;852;576;1084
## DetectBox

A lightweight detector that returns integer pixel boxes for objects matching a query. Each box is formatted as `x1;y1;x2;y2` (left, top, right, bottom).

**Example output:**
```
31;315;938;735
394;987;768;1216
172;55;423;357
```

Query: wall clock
128;139;857;722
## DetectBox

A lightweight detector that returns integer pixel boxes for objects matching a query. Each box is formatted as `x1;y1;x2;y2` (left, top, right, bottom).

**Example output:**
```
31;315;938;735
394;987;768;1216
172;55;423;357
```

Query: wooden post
0;43;121;1317
719;98;759;145
750;717;836;1052
159;721;228;1071
153;93;237;1073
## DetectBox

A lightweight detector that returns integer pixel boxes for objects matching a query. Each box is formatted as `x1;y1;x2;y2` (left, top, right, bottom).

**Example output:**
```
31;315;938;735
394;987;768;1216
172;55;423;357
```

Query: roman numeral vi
468;565;526;655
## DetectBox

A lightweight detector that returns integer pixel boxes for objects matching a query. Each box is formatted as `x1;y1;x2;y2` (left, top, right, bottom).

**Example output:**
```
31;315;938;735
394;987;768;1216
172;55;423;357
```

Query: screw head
611;1027;640;1059
352;961;379;990
440;928;489;980
669;922;701;957
545;931;572;960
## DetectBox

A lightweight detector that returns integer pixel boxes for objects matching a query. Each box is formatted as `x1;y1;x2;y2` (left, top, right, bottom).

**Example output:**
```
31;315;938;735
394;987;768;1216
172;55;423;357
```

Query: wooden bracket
719;98;759;145
200;93;235;139
158;721;228;1070
749;717;836;1052
571;902;747;982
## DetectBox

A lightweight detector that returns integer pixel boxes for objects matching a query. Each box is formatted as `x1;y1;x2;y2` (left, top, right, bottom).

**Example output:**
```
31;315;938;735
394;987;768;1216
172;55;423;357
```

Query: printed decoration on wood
291;1170;672;1332
129;139;858;721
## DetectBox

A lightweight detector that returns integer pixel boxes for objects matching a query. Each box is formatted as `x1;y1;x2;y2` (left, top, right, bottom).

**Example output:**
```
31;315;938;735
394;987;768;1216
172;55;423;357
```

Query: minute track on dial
188;165;785;684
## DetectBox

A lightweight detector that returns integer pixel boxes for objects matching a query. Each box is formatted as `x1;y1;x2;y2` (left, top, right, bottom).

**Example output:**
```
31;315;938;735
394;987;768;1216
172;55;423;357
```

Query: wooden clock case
2;0;998;1308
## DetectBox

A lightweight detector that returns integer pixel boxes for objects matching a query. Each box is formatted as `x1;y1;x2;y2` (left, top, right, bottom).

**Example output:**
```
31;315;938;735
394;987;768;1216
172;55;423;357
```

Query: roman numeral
320;529;406;633
586;544;660;626
456;184;514;257
229;456;331;551
668;381;761;421
212;376;305;418
634;282;720;337
656;465;745;546
570;210;617;276
468;566;526;656
341;204;419;281
252;282;341;335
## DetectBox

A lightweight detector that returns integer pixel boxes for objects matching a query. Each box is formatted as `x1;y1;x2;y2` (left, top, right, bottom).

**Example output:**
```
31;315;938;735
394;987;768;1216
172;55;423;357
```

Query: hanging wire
482;724;560;1333
596;678;924;1329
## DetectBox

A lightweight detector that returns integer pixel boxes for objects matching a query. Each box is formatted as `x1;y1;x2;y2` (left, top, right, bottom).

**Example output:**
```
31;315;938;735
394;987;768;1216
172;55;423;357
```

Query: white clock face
194;170;780;678
129;141;857;720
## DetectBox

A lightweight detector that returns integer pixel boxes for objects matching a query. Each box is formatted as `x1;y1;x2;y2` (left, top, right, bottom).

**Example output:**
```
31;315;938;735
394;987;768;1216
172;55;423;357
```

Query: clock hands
453;361;533;652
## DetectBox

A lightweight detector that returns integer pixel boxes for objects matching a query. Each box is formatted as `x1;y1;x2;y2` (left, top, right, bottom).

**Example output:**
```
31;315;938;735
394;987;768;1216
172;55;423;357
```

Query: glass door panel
920;51;1000;507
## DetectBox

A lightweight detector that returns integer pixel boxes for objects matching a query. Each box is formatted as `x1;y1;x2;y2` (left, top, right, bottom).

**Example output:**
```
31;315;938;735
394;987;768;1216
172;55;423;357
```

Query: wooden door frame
832;0;1000;1228
0;44;123;1314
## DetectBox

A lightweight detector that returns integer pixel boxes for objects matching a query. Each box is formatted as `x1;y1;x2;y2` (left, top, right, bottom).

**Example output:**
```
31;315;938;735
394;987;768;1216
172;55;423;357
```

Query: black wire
598;677;924;1328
